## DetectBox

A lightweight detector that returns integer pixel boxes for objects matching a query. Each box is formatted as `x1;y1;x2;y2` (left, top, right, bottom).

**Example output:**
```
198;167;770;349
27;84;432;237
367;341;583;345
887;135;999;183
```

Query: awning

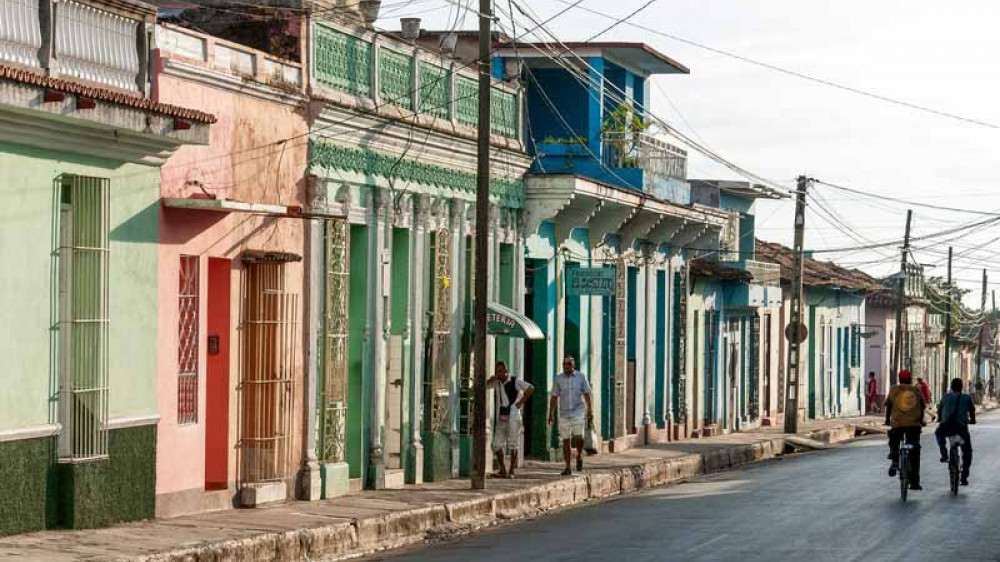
488;303;544;340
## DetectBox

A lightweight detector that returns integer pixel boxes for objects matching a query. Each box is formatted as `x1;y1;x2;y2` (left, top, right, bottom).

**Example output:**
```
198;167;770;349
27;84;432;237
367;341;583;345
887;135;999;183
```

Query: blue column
586;57;605;161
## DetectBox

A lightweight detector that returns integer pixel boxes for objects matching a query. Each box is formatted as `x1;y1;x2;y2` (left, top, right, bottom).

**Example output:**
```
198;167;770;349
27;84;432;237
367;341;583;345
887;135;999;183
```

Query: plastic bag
584;419;600;455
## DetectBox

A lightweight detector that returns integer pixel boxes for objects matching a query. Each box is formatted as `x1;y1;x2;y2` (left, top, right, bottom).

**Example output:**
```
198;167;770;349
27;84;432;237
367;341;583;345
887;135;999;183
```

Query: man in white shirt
487;361;534;478
548;355;594;476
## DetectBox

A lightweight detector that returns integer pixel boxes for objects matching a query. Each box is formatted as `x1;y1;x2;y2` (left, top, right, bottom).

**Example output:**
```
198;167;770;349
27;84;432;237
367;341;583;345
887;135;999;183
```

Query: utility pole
470;0;492;490
943;246;953;395
891;210;912;385
975;269;987;388
783;176;809;434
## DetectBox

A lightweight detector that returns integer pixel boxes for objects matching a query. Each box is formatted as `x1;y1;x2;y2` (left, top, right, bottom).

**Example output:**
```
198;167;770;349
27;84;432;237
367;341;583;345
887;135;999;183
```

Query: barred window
178;255;200;424
58;175;110;461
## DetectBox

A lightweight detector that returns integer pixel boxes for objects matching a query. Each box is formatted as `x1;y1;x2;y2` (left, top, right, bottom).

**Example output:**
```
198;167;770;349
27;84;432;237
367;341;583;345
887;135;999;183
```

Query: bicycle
898;443;914;502
947;434;964;496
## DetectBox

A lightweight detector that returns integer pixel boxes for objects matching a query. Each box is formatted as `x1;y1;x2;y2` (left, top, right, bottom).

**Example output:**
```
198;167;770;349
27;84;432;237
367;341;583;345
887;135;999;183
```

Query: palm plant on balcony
601;101;648;168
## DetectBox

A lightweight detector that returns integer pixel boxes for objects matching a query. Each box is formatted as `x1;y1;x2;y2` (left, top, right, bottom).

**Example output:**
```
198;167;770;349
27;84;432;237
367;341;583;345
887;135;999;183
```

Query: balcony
0;0;154;94
309;19;522;144
745;260;781;287
601;131;690;203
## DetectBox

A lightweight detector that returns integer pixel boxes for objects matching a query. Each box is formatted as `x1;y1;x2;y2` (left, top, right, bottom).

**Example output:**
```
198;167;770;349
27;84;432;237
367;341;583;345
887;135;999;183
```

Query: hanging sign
566;267;617;296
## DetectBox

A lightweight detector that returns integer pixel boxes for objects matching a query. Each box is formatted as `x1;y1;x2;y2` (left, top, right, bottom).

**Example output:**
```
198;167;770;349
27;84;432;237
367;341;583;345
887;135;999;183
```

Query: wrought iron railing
601;132;687;181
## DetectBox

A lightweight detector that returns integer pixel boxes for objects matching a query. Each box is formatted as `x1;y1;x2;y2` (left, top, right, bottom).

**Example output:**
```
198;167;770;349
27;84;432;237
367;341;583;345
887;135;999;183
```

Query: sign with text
566;267;617;296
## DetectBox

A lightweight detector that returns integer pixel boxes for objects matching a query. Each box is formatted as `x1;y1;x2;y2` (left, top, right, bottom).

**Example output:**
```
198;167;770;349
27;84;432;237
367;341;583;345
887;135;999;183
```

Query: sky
377;0;1000;305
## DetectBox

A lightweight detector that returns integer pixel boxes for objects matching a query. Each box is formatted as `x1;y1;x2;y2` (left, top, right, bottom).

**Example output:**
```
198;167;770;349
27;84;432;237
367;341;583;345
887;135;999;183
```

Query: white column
367;189;389;489
298;217;323;500
407;196;427;484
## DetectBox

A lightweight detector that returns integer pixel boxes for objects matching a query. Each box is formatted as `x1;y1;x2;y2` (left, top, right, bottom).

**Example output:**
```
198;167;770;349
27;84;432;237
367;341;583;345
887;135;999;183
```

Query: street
377;414;1000;562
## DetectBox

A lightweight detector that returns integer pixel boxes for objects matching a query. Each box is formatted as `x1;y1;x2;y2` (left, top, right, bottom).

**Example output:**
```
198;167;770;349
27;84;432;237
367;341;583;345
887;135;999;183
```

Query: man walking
916;377;932;408
548;356;593;476
487;361;533;479
866;372;879;414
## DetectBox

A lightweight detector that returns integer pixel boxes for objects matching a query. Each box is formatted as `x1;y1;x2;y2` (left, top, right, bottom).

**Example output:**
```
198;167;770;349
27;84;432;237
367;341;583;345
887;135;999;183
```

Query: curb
118;436;798;562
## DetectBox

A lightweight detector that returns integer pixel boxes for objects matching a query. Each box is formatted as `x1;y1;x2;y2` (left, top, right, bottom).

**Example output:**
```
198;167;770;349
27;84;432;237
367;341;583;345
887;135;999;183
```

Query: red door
205;258;231;490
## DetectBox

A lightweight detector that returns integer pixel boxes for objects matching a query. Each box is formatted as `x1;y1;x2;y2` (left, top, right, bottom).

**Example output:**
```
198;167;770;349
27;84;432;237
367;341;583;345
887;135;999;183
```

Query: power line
814;180;1000;217
582;0;660;42
547;0;1000;131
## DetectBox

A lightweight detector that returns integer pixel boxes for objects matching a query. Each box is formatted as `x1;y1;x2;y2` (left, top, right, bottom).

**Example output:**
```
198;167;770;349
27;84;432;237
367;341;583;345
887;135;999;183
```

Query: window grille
177;255;199;424
425;228;453;433
614;260;627;437
320;220;349;463
58;175;110;461
237;259;298;485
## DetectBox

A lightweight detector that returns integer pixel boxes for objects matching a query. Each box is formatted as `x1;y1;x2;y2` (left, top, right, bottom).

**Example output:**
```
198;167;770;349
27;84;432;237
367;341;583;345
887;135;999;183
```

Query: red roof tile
755;239;880;292
0;65;216;124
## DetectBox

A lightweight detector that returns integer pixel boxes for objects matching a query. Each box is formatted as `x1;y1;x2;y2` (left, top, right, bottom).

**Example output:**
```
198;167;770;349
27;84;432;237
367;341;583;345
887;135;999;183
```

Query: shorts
558;416;586;441
492;417;522;453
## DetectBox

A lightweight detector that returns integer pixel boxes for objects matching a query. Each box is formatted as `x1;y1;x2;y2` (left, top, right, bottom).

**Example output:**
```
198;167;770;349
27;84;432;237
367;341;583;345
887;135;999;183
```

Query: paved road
376;414;1000;562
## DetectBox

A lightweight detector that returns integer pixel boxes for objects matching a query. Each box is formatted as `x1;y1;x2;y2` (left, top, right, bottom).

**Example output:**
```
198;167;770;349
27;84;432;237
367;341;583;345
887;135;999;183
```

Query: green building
0;0;212;535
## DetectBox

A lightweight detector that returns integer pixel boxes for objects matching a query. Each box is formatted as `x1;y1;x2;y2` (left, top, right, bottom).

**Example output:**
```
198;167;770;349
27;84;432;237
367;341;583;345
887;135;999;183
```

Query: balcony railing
310;20;522;141
159;25;304;91
745;260;781;287
0;0;153;94
601;131;687;181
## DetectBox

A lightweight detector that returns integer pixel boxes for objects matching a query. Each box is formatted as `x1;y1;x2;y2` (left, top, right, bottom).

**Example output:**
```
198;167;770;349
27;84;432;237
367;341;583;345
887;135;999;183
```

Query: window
58;175;110;460
178;255;199;424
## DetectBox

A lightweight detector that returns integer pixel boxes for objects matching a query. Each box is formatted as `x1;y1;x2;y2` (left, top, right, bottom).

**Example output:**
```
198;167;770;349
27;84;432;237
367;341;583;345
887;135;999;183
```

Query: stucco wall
153;70;308;504
0;141;159;430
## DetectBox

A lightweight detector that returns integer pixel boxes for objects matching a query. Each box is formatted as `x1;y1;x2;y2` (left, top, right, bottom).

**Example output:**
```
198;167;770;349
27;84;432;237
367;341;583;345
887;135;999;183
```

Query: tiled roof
0;65;216;124
689;258;752;282
754;239;880;291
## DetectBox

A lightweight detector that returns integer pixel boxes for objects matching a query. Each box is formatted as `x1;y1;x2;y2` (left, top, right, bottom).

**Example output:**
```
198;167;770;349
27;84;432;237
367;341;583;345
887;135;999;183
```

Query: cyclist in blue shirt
936;377;976;486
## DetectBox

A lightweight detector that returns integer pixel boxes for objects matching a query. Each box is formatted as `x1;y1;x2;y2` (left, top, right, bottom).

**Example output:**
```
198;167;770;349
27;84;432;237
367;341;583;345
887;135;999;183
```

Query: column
366;189;389;489
406;196;426;484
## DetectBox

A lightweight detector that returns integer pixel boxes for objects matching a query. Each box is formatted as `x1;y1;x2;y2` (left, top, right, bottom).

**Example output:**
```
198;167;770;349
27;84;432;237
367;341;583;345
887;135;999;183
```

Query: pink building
153;24;310;518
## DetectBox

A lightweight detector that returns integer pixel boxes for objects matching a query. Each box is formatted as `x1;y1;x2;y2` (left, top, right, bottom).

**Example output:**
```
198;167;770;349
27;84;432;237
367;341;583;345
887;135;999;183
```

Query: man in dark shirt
936;377;976;486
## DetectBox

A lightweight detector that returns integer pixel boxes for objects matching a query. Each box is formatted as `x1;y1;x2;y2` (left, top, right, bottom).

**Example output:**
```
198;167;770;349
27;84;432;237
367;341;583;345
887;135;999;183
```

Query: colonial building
490;40;743;453
153;23;311;515
758;240;878;420
304;11;532;494
0;0;212;534
686;181;784;436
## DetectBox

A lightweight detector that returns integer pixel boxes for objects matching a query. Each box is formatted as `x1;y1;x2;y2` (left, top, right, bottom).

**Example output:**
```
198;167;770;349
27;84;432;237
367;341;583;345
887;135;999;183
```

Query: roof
689;259;751;282
754;239;880;292
497;42;689;75
689;179;788;200
0;65;216;124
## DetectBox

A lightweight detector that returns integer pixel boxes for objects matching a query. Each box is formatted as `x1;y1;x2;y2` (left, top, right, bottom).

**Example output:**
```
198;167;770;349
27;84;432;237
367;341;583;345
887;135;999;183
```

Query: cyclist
935;377;976;486
885;369;926;490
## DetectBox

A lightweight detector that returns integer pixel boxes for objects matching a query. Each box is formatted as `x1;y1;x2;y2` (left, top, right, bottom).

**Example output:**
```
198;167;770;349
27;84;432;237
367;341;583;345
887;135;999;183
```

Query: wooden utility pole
975;269;987;387
470;0;492;490
783;176;809;434
943;246;953;394
891;210;912;385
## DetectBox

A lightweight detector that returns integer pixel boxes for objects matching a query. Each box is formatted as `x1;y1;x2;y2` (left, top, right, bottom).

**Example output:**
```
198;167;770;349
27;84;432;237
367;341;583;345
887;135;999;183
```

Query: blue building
492;41;741;452
686;181;785;435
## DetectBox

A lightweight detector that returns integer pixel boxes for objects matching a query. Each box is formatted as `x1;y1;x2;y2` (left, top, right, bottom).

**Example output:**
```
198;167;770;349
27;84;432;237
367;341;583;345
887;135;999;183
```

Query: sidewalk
0;416;882;562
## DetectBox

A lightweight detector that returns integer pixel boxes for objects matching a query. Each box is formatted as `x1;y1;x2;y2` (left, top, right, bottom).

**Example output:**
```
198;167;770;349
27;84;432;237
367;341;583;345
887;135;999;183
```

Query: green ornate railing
378;47;413;108
311;22;520;140
314;25;372;97
491;87;517;138
454;75;478;127
418;62;450;120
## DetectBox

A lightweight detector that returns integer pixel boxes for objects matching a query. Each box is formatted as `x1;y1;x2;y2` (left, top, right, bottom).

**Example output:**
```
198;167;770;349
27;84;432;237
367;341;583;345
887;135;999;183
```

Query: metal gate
237;257;298;485
427;228;452;433
613;259;627;438
320;220;349;463
58;175;110;460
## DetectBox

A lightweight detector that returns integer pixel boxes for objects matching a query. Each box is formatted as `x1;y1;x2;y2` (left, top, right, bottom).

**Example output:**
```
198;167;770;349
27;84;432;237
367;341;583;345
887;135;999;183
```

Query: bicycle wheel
899;451;909;502
949;448;959;495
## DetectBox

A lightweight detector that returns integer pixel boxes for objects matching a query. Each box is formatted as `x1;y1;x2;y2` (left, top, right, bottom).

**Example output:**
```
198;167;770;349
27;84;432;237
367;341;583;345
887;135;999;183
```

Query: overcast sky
380;0;1000;305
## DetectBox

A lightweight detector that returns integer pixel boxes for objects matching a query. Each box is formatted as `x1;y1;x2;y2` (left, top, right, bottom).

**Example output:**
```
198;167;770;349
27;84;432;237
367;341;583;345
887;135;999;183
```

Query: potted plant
601;101;648;168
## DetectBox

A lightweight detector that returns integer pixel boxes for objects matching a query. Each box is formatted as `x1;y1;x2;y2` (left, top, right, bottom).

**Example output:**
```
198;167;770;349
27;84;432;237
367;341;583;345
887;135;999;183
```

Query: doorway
205;258;231;491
